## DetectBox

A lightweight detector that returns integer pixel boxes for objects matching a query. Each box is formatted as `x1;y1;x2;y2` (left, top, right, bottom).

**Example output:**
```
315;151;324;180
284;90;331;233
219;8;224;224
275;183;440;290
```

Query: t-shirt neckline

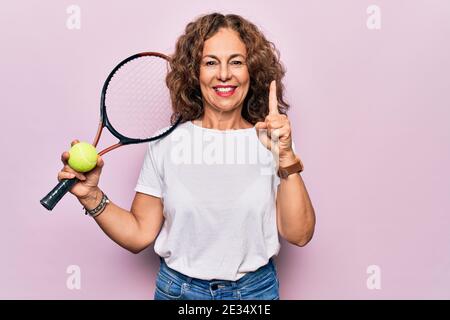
188;120;256;134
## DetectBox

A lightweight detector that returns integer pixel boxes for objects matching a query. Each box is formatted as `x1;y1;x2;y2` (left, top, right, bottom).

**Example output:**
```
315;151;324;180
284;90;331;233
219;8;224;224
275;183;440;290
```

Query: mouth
213;85;237;97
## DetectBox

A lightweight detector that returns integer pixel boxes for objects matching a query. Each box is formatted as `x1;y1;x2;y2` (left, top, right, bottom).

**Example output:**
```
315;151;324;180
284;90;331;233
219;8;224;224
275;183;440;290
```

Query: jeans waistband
158;257;276;288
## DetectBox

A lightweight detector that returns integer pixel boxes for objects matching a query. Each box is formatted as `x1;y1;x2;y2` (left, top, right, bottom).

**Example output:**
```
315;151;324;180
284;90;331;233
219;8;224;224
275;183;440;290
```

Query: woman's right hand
58;139;104;200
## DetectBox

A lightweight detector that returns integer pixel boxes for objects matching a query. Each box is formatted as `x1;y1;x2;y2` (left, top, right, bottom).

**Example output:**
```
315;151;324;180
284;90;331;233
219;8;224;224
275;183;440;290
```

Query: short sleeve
134;142;163;198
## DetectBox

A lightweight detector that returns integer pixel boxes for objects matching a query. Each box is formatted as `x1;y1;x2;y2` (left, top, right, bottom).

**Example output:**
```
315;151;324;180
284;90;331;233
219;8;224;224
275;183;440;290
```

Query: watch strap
277;157;304;178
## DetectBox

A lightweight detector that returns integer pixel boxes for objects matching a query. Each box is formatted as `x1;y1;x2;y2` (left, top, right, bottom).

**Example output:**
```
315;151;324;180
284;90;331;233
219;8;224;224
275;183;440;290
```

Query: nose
217;62;232;82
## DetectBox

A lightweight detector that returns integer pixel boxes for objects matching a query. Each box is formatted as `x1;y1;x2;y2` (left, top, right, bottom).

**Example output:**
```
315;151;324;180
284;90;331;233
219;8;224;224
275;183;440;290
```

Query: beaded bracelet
84;192;110;218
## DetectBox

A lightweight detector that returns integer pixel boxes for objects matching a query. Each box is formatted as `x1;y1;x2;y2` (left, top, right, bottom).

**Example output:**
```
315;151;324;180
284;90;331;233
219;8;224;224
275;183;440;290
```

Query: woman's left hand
255;80;297;167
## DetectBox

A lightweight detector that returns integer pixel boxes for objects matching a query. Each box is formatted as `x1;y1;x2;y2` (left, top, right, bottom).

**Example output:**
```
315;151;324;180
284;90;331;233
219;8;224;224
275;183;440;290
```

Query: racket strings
105;55;173;140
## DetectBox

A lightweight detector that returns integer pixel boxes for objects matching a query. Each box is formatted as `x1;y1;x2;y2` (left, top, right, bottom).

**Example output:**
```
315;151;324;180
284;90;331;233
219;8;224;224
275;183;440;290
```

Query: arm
59;140;164;254
254;81;316;247
80;188;164;254
276;151;316;247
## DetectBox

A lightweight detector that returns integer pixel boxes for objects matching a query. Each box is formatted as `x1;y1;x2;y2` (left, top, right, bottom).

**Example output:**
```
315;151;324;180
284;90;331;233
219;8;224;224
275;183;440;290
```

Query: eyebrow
202;54;246;60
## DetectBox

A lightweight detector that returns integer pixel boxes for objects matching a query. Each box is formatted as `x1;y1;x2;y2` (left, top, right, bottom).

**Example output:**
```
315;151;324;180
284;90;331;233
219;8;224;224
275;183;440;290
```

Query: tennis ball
68;142;98;173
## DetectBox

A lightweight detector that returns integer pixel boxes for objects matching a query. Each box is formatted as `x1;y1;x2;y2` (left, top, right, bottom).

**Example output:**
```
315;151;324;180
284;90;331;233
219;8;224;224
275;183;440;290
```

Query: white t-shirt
135;120;286;281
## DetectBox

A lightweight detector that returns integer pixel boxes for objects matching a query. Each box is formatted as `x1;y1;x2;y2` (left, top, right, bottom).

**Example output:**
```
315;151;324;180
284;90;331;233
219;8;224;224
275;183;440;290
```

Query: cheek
239;73;250;93
238;69;250;87
199;70;207;86
199;67;215;83
199;72;211;96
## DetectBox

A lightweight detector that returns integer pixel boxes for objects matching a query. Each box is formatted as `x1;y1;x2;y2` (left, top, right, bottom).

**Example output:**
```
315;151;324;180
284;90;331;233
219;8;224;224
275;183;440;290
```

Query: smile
213;85;237;97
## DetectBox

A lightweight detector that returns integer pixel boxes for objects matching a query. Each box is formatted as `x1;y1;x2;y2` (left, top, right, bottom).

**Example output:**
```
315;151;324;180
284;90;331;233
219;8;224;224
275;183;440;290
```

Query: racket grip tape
40;178;79;211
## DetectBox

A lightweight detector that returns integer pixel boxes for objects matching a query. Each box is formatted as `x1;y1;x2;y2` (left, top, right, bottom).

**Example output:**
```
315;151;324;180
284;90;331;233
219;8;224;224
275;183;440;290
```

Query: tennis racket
40;52;181;211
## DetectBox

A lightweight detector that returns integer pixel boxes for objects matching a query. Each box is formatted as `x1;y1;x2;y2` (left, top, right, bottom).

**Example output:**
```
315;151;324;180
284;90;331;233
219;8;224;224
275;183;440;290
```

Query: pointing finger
268;80;279;115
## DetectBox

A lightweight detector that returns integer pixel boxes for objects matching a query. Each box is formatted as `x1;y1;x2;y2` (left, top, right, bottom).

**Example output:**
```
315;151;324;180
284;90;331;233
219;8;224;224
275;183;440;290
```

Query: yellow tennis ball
68;142;98;173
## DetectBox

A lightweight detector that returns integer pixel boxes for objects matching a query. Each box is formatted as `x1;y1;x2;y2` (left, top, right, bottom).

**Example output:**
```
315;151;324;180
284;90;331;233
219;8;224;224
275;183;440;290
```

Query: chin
215;105;240;112
209;99;243;112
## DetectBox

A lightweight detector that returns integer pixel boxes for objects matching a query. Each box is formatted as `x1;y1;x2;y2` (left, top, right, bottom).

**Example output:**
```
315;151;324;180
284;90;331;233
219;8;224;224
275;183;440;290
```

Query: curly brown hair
167;13;290;125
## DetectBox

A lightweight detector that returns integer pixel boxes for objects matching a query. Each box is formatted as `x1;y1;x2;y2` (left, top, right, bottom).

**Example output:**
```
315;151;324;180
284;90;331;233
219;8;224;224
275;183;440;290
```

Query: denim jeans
154;257;280;300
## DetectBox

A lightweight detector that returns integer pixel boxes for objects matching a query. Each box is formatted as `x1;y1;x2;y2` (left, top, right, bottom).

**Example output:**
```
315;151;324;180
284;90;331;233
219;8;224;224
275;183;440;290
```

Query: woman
58;13;316;300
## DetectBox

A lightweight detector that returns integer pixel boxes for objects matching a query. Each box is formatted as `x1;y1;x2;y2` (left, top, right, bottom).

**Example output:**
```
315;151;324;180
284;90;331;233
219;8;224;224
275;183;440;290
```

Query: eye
230;60;244;65
205;60;217;66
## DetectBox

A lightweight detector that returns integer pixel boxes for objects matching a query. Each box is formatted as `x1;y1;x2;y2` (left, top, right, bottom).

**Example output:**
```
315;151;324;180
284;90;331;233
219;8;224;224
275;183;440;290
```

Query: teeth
215;87;235;92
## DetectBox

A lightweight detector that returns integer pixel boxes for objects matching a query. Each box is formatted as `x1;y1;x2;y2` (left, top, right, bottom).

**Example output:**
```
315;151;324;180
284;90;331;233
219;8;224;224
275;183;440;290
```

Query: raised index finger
268;80;279;115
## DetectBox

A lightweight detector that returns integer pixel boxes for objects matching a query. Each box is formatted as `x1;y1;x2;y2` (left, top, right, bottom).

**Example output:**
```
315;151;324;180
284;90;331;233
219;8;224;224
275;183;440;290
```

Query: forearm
277;155;316;246
79;188;142;253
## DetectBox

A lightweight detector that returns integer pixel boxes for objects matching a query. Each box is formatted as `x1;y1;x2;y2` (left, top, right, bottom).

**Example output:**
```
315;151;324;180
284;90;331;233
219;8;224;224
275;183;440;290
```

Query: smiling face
199;28;250;114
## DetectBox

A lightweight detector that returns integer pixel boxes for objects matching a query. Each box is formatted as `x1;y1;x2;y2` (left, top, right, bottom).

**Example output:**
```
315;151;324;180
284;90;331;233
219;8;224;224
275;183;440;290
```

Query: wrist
78;187;103;210
279;150;297;167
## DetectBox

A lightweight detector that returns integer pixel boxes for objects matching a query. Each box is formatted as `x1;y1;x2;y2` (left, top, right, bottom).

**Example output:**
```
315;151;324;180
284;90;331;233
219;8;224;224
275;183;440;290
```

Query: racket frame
95;51;181;155
40;51;181;211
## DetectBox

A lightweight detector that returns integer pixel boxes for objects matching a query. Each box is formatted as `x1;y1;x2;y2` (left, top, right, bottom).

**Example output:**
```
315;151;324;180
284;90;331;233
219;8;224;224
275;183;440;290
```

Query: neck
194;105;252;130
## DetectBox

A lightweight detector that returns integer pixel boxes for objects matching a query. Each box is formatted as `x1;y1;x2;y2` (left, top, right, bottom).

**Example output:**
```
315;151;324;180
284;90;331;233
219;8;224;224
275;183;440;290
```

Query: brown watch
277;157;304;178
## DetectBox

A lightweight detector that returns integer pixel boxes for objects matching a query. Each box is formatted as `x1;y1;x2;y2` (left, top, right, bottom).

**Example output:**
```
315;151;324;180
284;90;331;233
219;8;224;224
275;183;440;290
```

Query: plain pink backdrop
1;1;449;299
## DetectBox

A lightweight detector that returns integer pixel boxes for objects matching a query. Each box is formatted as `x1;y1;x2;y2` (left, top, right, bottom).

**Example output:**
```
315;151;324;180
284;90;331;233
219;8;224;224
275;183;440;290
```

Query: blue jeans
154;257;280;300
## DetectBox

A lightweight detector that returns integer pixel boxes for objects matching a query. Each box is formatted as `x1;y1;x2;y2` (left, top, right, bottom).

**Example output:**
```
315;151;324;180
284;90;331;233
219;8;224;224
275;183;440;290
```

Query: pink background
1;0;449;299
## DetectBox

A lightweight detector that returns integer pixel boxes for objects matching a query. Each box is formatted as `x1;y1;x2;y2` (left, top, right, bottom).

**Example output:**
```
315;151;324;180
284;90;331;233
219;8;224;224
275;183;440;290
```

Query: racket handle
40;178;79;211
